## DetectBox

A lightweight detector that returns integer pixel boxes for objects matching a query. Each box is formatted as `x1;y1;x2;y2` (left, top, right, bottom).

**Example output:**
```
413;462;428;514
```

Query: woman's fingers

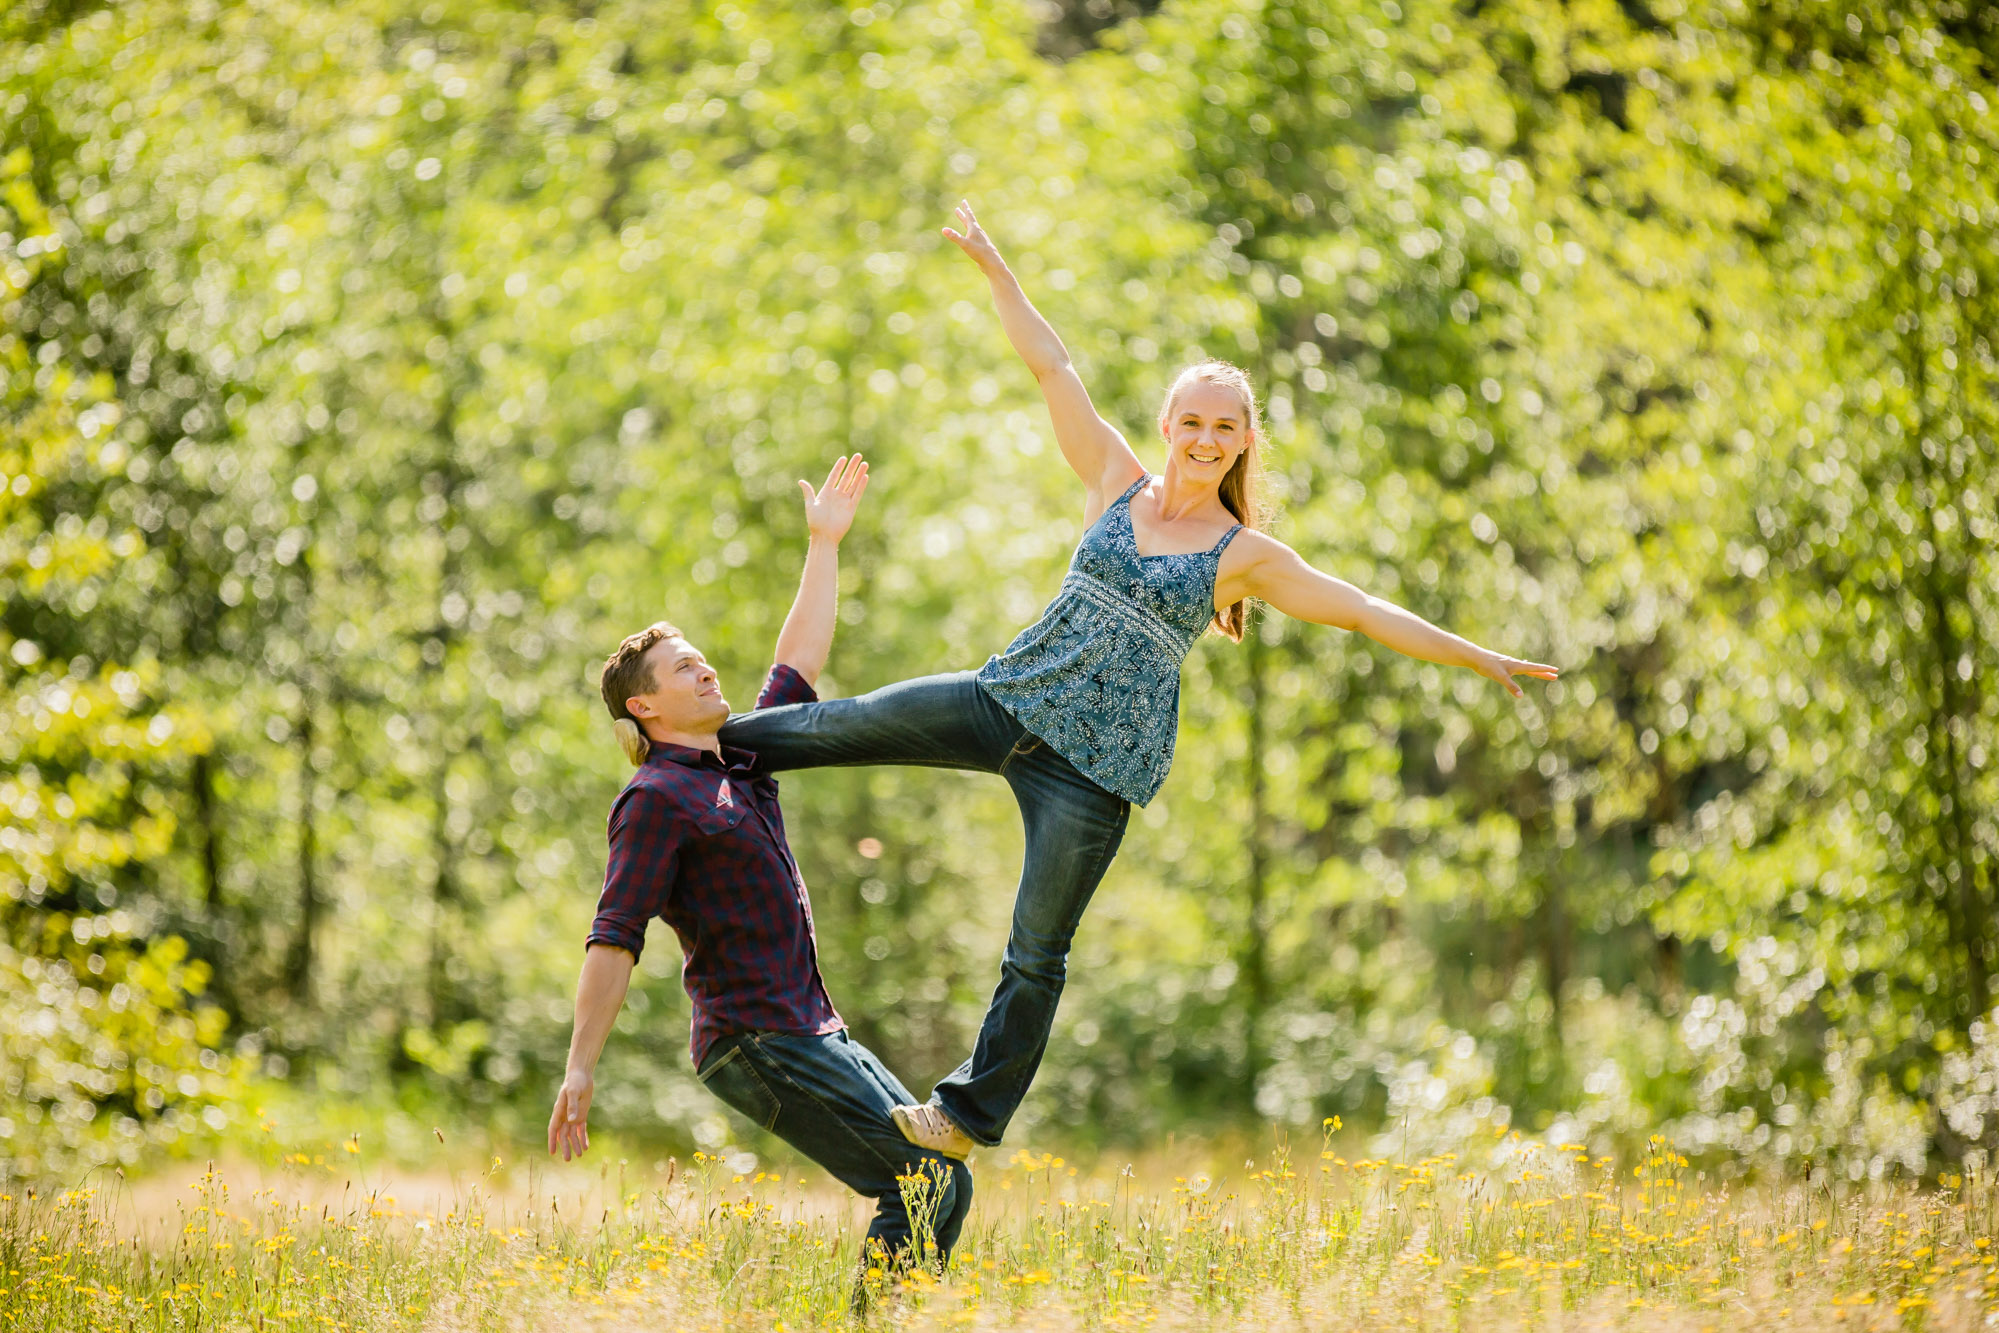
948;201;991;250
1474;655;1524;697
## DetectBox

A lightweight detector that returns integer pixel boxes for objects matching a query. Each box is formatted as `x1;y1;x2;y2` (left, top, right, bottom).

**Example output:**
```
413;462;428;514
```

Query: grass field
4;1122;1997;1331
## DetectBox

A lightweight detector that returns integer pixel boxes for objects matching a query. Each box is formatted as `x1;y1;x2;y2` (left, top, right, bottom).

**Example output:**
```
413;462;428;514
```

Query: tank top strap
1211;523;1245;557
1112;474;1151;509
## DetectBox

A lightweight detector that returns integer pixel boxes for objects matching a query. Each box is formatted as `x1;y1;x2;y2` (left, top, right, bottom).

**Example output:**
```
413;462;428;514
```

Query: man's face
626;636;730;737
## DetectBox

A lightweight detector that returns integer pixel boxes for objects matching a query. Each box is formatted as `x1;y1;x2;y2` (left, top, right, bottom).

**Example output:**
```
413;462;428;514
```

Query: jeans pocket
697;1042;782;1131
998;734;1043;776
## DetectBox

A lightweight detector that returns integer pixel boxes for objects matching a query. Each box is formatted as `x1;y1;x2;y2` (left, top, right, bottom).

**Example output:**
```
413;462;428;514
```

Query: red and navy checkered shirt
587;662;843;1066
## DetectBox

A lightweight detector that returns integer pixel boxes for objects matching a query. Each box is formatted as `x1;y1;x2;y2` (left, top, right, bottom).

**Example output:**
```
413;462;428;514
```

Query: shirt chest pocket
694;803;746;838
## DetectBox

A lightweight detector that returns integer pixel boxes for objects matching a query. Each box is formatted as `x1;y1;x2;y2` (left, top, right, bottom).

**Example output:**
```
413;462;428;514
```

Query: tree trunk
426;750;456;1027
284;704;318;1002
1905;236;1992;1024
192;748;223;911
1241;624;1273;1099
1538;861;1569;1084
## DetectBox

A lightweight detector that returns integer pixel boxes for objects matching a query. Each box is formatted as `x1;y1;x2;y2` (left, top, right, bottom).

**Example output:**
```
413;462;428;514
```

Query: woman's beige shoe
890;1102;973;1160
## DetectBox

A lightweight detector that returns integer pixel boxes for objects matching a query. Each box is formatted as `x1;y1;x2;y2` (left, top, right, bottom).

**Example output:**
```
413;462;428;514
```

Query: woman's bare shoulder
1219;526;1293;566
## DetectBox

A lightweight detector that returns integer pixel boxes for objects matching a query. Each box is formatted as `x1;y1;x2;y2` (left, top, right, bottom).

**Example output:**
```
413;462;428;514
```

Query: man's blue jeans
696;1028;973;1262
719;672;1132;1147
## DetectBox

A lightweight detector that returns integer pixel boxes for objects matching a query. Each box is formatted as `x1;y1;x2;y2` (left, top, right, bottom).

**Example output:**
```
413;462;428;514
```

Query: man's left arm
772;454;869;688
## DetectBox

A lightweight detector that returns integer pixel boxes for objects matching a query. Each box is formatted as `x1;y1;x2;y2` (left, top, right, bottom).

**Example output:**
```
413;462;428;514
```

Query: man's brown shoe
890;1102;974;1160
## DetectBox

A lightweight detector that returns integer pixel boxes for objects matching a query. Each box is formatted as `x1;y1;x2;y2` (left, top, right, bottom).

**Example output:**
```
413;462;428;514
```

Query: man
546;453;972;1272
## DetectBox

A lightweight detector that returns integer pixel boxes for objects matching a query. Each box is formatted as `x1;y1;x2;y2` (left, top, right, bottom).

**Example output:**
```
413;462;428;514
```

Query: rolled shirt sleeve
586;786;680;962
756;662;819;710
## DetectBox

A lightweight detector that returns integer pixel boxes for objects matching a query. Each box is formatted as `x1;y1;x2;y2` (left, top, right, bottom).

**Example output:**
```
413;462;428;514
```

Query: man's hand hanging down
547;1067;594;1160
548;942;633;1162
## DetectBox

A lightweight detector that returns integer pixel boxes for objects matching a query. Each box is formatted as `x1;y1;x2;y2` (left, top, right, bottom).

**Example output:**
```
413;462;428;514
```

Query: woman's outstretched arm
1227;532;1559;697
942;201;1144;513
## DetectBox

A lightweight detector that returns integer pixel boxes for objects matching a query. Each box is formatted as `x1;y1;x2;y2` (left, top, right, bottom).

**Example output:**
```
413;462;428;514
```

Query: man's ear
627;697;653;720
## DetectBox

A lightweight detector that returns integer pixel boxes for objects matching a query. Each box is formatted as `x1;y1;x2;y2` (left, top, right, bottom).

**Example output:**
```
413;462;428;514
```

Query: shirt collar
645;739;764;776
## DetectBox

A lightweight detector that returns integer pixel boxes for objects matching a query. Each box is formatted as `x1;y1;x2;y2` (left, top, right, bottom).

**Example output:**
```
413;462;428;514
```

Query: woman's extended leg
719;670;1021;774
929;736;1130;1146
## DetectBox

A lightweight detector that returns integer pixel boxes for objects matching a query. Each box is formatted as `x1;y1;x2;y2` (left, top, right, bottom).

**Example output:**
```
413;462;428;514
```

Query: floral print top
977;475;1241;807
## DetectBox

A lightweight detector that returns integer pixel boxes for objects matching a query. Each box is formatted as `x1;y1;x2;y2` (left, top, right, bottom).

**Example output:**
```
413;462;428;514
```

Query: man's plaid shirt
587;663;843;1067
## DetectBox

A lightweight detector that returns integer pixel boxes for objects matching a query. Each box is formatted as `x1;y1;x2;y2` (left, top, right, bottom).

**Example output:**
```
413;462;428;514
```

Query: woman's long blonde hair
599;622;682;767
1157;360;1267;642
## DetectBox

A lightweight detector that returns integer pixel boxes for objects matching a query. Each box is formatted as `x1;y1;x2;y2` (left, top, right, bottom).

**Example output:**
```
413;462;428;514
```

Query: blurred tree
1;0;1992;1176
1653;0;1999;1166
0;147;238;1179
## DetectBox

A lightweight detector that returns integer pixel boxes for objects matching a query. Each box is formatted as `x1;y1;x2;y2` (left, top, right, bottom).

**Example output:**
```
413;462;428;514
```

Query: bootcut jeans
718;672;1131;1147
696;1027;973;1263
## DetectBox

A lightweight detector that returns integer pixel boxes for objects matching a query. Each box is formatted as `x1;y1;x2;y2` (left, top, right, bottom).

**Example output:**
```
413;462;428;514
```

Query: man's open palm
799;453;869;543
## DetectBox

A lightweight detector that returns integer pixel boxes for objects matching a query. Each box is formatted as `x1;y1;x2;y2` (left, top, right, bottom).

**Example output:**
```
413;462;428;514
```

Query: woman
718;203;1557;1157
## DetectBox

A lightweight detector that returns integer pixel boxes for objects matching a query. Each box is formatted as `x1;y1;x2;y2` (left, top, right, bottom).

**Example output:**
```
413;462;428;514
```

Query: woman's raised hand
1468;647;1561;699
941;200;1004;273
798;453;870;545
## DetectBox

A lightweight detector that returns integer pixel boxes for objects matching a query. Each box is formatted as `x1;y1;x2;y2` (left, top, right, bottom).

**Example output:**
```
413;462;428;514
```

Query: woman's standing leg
930;737;1130;1145
719;670;1019;774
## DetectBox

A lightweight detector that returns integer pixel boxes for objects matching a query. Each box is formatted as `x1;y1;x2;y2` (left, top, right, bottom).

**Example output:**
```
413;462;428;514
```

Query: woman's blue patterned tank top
977;475;1242;806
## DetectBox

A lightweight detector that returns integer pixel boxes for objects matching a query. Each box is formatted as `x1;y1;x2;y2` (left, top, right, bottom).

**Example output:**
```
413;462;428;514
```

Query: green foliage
0;932;238;1179
0;0;1993;1180
0;150;238;1179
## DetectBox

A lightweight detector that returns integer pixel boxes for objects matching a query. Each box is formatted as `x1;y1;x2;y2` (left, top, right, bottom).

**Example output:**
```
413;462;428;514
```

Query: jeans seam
705;1039;783;1130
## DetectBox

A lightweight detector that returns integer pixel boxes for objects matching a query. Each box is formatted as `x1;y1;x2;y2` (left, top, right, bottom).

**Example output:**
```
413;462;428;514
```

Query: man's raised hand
798;453;869;545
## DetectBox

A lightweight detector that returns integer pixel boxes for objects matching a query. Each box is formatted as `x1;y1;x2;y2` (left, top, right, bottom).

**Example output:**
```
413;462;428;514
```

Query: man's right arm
550;788;677;1160
548;943;634;1160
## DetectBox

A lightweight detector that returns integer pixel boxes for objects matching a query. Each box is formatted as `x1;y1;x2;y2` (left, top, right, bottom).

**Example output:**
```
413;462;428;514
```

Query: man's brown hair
599;621;682;766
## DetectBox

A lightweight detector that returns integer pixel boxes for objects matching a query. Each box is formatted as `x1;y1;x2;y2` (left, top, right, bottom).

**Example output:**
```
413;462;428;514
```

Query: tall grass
3;1126;1996;1330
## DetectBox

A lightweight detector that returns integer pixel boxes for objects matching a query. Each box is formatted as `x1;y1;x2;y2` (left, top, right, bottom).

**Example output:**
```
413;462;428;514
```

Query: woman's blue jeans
719;672;1131;1147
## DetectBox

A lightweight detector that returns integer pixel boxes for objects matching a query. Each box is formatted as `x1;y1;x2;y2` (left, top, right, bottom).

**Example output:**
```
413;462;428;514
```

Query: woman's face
1163;381;1253;483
